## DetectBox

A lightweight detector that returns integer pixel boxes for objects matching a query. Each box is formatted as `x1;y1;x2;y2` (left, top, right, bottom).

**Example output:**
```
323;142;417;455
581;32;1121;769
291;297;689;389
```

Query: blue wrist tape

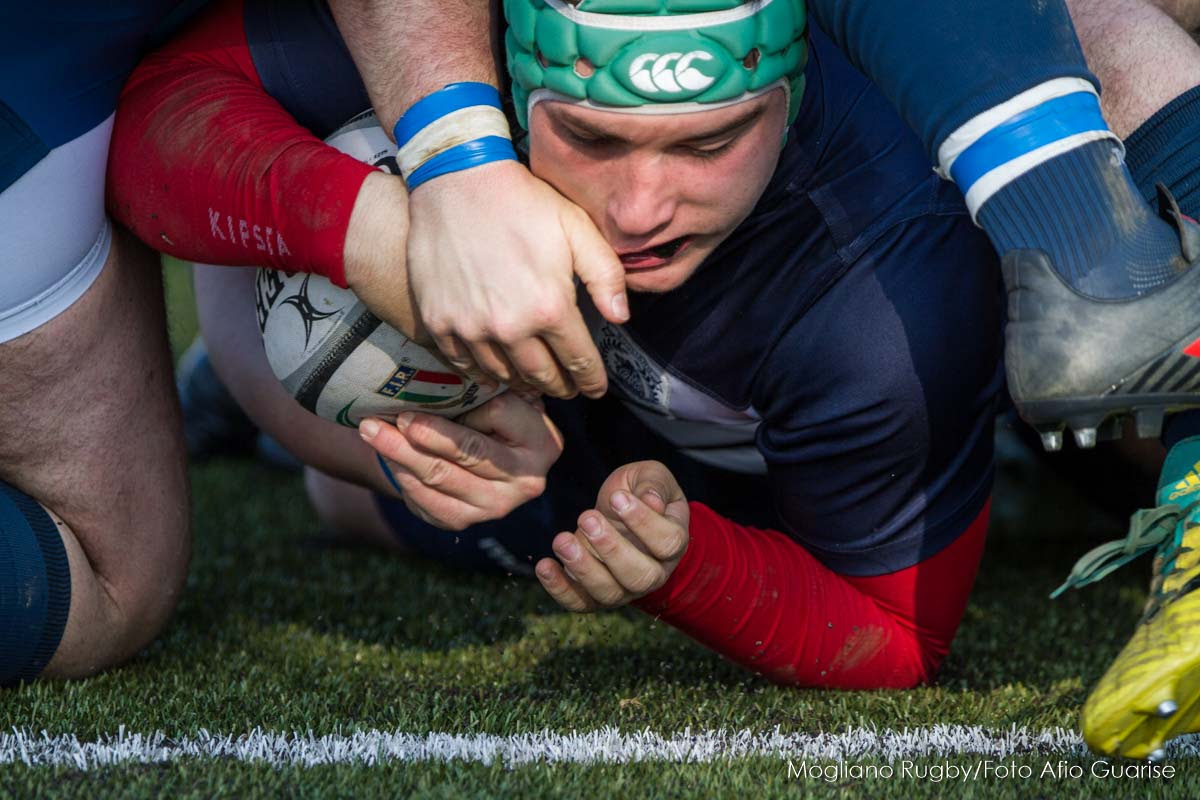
393;82;516;189
405;135;518;191
377;454;405;496
393;82;504;146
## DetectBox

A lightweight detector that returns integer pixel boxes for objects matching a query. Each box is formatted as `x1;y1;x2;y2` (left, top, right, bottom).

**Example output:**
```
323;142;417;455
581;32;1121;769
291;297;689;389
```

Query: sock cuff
0;481;70;684
1124;85;1200;222
936;78;1120;218
1125;85;1200;183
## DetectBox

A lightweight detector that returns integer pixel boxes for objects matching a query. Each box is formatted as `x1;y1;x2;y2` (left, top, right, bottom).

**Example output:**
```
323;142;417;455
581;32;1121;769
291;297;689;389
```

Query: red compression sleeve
106;0;375;286
635;500;990;689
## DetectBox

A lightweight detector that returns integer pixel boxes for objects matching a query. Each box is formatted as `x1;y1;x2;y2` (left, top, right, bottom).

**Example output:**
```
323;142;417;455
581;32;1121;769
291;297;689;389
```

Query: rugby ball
256;111;503;426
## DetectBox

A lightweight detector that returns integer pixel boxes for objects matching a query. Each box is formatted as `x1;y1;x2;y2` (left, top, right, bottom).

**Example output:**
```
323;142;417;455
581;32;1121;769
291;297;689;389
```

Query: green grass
2;259;1196;797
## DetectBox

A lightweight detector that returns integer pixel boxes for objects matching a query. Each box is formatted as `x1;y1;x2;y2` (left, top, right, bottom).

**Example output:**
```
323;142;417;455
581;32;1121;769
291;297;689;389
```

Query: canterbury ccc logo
628;51;716;94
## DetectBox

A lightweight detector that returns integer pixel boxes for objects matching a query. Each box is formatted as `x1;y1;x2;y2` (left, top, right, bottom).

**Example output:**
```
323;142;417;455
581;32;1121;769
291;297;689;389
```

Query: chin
624;266;690;294
624;250;707;294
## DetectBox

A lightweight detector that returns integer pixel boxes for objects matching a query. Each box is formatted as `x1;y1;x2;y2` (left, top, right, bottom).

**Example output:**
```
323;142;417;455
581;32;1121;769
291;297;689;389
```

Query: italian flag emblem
377;366;469;408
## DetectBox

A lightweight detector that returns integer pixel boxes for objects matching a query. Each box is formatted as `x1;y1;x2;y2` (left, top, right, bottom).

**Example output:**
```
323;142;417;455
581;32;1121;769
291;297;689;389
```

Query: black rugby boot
1004;186;1200;451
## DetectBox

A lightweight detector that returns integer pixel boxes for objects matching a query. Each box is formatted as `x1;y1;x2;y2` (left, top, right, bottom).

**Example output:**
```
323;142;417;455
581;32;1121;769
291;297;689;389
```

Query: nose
605;154;678;241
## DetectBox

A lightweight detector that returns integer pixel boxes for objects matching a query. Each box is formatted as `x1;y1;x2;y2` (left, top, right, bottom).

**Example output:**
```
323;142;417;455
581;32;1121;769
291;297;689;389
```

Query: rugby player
0;4;197;687
109;0;1004;688
216;0;1200;754
0;2;569;686
108;0;1200;728
321;0;1200;464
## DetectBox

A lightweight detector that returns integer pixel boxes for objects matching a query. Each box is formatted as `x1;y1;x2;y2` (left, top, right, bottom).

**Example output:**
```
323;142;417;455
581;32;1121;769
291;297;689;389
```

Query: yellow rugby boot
1052;436;1200;759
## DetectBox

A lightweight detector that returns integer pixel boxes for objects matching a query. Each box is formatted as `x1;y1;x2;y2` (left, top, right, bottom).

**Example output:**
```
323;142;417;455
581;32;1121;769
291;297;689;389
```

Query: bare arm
328;0;501;133
328;0;627;401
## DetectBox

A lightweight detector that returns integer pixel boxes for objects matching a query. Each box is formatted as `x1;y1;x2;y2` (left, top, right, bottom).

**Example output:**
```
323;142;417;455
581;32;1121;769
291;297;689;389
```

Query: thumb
563;209;629;324
630;462;688;526
458;392;563;451
598;460;687;524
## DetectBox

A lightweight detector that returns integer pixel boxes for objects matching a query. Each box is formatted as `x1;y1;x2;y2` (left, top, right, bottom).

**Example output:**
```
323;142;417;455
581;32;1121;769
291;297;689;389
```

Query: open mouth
618;236;691;267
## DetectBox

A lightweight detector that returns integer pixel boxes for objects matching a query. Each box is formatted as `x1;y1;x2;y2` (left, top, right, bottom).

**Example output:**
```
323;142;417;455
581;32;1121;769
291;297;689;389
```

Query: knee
52;508;191;680
0;483;189;683
108;516;191;657
876;634;951;689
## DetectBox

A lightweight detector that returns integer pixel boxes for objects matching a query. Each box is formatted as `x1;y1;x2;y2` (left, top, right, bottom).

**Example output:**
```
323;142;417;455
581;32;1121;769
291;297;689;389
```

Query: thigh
0;224;189;599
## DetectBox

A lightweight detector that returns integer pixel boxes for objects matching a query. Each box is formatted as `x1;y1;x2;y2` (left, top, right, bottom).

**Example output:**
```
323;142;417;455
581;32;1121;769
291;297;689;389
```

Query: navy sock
1125;86;1200;450
0;481;70;685
1126;85;1200;218
977;139;1183;299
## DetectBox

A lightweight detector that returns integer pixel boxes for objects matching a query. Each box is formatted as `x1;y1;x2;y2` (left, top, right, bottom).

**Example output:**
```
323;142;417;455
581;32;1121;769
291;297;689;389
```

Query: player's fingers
638;487;668;516
463;341;548;401
541;308;607;399
506;337;578;400
472;351;540;402
535;556;598;613
465;338;521;387
460;392;565;460
363;418;497;503
608;489;688;562
399;483;481;531
396;412;515;481
375;454;481;530
576;509;666;597
551;530;630;608
435;333;499;390
563;207;629;326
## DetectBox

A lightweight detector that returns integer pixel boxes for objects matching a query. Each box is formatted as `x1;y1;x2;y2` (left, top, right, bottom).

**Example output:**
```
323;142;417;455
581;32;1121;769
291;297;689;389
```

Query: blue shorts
0;3;205;342
0;3;205;182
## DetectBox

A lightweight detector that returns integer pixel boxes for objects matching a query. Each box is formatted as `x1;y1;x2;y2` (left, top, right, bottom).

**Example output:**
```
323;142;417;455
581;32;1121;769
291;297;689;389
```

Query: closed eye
681;139;736;159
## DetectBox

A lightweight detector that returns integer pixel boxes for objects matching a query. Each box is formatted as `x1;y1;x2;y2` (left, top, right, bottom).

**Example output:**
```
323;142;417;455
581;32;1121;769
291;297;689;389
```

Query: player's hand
536;460;690;611
359;392;563;530
406;160;627;400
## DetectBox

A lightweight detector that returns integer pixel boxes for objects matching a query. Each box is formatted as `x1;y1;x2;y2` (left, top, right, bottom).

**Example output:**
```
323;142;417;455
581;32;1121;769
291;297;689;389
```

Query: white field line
4;725;1200;769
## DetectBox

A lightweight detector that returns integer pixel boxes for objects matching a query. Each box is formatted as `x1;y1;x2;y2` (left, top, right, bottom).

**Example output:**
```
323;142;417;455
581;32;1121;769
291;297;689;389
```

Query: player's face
528;89;787;293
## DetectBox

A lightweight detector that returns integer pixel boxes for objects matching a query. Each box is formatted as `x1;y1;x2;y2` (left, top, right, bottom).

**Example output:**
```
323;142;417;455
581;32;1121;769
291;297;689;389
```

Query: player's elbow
764;629;950;690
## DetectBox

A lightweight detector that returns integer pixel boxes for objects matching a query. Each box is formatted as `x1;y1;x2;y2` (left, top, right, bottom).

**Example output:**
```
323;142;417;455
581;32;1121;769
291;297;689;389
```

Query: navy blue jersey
244;0;1005;576
0;1;207;190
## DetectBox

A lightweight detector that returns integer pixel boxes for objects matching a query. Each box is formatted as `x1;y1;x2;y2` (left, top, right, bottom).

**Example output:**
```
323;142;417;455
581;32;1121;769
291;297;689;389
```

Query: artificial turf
1;262;1194;798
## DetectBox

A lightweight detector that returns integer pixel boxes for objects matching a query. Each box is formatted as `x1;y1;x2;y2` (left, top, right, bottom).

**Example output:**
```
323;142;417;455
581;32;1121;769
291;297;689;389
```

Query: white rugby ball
256;110;503;426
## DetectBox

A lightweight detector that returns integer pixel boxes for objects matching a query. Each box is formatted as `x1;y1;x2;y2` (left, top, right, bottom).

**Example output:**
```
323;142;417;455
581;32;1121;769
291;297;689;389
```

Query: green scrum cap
504;0;808;129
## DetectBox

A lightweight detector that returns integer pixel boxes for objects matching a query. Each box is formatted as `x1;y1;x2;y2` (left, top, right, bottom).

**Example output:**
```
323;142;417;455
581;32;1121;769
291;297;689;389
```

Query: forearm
106;0;375;286
636;501;990;689
193;262;400;496
328;0;500;134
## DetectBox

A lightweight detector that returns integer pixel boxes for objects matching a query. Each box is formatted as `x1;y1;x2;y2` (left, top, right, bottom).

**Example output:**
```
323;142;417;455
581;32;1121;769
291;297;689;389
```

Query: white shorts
0;115;113;344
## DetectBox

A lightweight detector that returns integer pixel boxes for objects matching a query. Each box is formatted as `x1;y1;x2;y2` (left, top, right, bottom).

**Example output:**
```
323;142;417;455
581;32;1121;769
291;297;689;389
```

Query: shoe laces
1050;501;1200;603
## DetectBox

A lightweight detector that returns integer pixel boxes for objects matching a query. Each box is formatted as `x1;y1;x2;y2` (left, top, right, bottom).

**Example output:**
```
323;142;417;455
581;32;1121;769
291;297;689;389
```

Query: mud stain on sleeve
827;624;891;674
